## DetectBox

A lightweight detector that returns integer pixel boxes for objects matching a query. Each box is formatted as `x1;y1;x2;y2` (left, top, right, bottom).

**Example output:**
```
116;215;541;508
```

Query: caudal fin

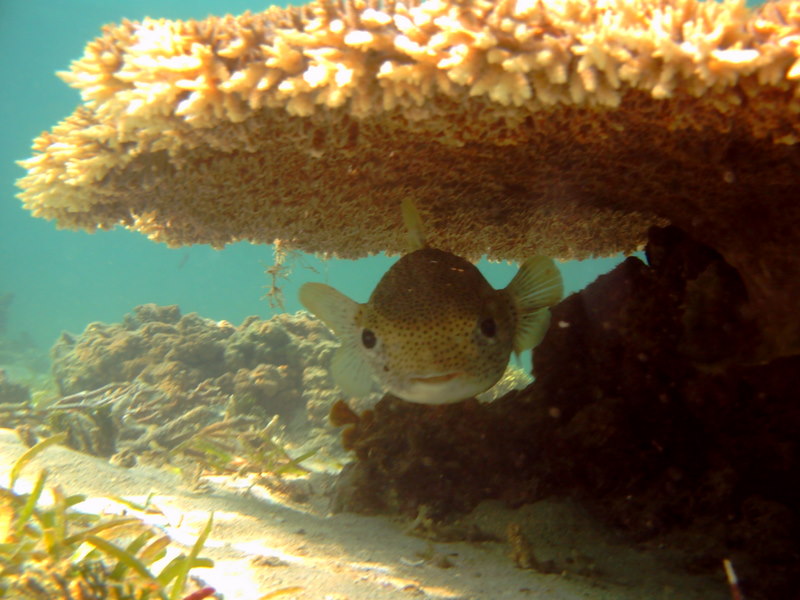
506;256;563;353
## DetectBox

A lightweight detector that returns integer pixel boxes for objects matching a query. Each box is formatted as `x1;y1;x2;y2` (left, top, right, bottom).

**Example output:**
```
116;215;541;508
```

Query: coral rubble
332;225;800;600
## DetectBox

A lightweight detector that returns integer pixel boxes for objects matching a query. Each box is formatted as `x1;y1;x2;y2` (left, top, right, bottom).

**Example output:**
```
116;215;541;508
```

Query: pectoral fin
299;282;375;397
299;282;359;334
331;340;377;397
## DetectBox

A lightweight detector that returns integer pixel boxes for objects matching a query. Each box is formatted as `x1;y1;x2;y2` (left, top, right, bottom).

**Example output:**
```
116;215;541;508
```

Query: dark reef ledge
332;225;800;600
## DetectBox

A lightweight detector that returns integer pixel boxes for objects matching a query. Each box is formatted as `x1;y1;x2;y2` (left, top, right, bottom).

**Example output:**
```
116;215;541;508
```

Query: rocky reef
41;306;350;463
331;226;799;600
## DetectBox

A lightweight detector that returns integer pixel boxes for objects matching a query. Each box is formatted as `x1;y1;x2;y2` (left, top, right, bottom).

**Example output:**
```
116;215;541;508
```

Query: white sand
0;429;728;600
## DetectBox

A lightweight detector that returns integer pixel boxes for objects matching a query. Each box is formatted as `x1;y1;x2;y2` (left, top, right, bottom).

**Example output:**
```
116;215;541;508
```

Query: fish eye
361;328;377;349
480;317;496;338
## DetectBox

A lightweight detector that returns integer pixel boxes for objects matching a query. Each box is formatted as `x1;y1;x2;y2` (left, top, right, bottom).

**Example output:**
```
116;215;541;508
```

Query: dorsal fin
402;198;427;251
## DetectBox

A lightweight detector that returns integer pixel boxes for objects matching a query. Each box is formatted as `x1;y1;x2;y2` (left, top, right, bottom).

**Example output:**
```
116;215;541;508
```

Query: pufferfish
299;200;563;404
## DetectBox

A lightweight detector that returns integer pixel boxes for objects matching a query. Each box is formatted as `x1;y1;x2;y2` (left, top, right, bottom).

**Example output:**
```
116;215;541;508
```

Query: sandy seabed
0;428;729;600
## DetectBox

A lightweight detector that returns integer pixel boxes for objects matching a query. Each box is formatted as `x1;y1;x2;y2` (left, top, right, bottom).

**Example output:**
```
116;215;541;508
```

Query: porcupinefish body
299;200;563;404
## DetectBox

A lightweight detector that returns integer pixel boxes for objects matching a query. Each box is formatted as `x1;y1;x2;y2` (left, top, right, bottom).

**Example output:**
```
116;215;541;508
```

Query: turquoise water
0;0;626;355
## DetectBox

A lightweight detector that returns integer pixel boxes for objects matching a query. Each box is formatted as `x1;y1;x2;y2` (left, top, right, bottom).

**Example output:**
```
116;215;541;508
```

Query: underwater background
1;3;794;600
4;0;637;374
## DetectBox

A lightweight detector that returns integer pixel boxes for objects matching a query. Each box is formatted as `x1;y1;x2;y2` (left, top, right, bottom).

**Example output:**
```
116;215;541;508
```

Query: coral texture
332;226;800;600
15;0;800;357
48;305;343;457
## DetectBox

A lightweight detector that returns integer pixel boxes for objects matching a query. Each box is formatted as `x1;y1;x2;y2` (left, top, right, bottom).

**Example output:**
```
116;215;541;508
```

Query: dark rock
332;225;800;600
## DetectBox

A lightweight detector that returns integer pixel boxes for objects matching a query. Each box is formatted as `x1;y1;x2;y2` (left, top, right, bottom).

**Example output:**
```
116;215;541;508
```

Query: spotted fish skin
356;247;517;403
299;202;563;405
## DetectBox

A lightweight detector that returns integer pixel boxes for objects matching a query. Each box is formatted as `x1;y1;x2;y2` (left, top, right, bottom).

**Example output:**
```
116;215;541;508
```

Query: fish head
355;248;516;403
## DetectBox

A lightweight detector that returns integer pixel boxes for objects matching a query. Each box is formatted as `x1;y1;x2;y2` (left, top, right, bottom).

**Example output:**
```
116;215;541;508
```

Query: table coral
14;0;800;358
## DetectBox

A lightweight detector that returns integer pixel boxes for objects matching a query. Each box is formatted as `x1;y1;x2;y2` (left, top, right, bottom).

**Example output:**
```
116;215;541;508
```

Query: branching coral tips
299;200;563;404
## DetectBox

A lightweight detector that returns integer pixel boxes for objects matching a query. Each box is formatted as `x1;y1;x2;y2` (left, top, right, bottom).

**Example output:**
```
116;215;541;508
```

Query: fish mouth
408;372;464;384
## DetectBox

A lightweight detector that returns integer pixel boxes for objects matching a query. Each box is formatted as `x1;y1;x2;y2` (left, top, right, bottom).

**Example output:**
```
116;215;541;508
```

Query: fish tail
506;256;563;353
